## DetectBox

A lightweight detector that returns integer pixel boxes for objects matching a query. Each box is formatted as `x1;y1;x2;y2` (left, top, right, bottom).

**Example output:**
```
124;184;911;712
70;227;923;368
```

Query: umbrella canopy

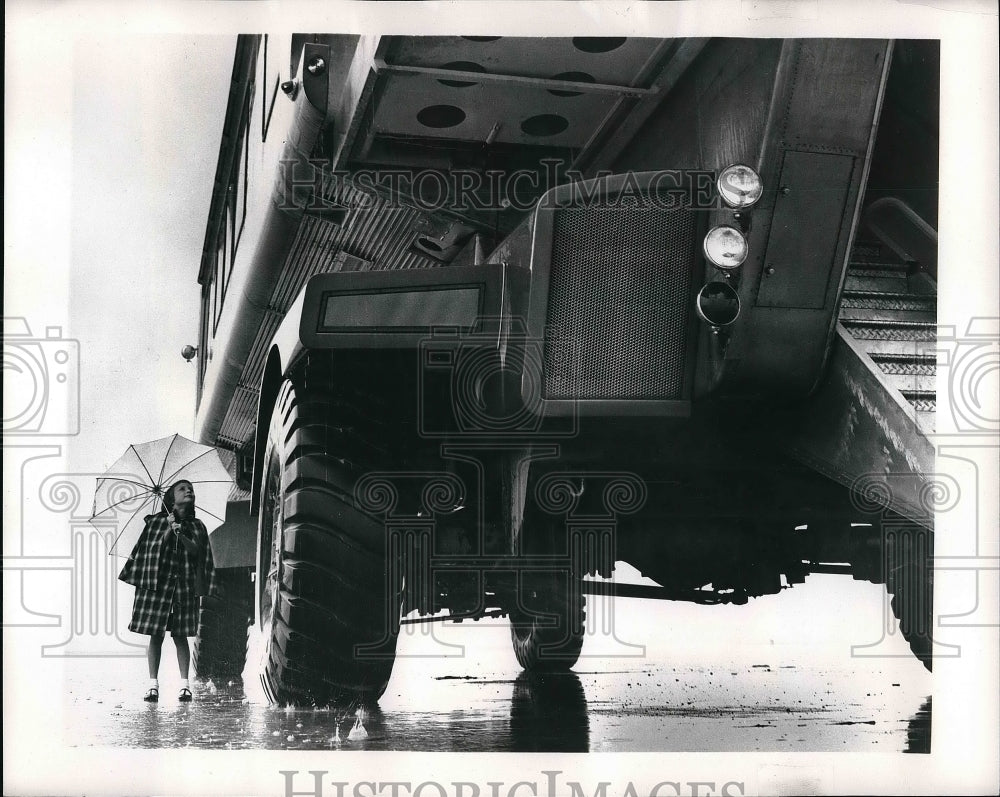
91;433;233;557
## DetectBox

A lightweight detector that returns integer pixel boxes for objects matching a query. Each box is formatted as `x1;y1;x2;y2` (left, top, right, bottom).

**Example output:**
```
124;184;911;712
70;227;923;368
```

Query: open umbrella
91;433;233;557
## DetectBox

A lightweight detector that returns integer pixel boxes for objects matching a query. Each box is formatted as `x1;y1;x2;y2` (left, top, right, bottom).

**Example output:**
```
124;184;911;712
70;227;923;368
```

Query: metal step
881;370;936;395
848;240;912;263
850;242;883;260
869;353;937;373
838;306;936;324
844;273;910;293
869;353;937;403
839;318;937;340
854;337;938;359
856;341;937;427
847;259;912;273
900;386;935;403
841;290;936;312
902;390;937;436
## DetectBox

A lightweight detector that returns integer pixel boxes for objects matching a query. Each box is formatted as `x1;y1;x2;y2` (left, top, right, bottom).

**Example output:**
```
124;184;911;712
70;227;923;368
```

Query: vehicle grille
543;203;697;400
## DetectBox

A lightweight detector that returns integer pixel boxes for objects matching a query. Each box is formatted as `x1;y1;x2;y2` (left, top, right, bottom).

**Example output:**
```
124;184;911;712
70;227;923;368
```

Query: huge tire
509;478;586;672
247;358;403;705
510;569;585;671
192;568;254;679
847;517;934;672
885;525;934;671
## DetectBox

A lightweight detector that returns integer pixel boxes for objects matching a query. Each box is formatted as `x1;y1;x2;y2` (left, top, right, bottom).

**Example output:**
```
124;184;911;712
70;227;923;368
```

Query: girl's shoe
178;687;193;702
143;687;159;702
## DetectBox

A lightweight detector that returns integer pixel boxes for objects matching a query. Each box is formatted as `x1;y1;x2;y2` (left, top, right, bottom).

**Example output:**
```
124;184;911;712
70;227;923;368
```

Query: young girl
119;479;217;701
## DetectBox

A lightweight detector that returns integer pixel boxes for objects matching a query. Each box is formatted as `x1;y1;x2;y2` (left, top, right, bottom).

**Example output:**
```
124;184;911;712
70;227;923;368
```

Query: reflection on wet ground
905;696;932;753
66;662;930;752
510;672;589;752
65;579;934;752
72;672;586;752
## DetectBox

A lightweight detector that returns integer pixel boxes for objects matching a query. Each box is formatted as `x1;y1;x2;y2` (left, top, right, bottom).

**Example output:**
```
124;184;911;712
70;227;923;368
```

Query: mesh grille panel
543;204;696;399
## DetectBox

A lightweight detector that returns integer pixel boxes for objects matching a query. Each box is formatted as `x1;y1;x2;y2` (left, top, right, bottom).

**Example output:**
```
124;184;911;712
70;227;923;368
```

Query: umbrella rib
91;484;159;518
108;494;160;553
177;479;234;485
129;444;158;489
95;476;159;493
156;434;181;488
195;503;227;523
97;476;157;488
161;446;222;486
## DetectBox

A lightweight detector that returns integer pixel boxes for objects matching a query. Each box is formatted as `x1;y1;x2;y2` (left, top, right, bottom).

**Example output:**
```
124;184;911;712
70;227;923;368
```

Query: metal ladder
838;242;937;435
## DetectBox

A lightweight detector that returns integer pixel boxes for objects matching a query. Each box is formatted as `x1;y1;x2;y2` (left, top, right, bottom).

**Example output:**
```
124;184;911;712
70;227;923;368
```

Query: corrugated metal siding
213;172;451;450
241;312;284;388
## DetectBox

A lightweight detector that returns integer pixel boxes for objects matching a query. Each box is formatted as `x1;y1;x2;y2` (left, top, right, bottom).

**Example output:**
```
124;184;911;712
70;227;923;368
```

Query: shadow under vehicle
190;35;940;705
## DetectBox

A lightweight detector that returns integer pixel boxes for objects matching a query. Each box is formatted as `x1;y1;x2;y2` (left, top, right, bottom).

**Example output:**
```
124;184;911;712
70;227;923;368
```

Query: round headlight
696;281;741;327
703;225;748;269
718;164;762;209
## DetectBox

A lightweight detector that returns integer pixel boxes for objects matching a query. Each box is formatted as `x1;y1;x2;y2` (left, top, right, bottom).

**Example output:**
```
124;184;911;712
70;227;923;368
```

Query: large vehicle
190;35;940;705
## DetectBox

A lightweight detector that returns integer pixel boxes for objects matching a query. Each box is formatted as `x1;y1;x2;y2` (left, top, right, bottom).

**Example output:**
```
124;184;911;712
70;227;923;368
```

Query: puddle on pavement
71;672;588;751
67;666;930;753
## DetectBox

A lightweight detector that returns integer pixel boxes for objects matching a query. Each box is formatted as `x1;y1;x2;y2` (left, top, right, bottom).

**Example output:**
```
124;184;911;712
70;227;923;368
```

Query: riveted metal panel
372;37;665;149
388;37;665;86
756;150;854;309
782;40;889;155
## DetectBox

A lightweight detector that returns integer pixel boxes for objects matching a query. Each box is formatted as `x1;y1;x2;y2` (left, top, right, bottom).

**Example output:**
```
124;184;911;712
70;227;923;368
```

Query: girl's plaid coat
119;511;217;636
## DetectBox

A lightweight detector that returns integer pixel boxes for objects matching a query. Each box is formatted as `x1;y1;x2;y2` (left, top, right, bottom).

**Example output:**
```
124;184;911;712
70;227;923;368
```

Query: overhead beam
331;35;387;171
572;38;709;177
372;58;659;97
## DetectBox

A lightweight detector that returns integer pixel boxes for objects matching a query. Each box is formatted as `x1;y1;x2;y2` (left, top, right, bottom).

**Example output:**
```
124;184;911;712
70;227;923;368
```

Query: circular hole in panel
520;114;569;137
438;61;487;88
696;282;741;327
572;37;627;54
548;71;596;97
417;105;467;129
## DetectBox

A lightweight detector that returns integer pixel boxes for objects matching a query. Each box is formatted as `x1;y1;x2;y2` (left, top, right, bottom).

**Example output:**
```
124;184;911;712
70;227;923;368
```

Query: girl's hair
162;480;194;512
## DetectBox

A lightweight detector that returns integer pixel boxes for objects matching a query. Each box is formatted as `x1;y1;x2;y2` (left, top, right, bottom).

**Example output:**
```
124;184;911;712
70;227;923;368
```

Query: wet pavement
65;663;931;753
63;575;932;752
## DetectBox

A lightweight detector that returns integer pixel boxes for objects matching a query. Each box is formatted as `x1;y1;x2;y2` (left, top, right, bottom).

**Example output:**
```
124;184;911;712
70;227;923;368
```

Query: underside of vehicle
190;35;940;705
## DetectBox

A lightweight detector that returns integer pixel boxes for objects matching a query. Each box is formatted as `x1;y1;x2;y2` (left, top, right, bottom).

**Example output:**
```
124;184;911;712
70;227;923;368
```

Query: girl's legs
172;634;190;679
147;633;164;678
145;634;164;700
173;634;192;700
